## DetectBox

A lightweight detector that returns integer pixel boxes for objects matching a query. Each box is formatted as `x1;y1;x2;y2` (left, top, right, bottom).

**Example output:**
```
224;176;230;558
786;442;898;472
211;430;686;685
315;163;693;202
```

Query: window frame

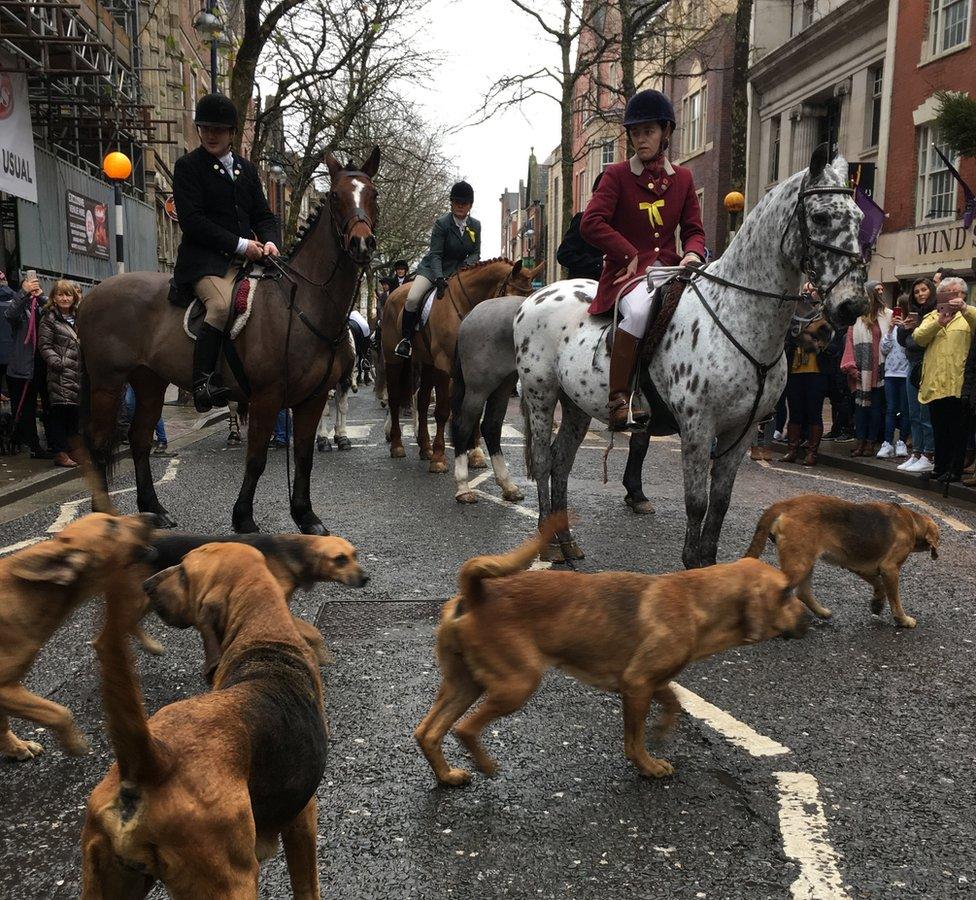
915;125;958;225
680;83;707;159
601;140;615;169
928;0;971;57
868;64;883;149
768;116;781;183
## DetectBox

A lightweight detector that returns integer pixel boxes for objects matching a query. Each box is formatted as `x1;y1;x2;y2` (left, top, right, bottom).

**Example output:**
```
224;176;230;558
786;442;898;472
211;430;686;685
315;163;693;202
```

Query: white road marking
896;492;971;533
0;536;44;556
501;424;523;439
775;772;851;899
158;457;180;484
473;489;537;519
670;684;790;757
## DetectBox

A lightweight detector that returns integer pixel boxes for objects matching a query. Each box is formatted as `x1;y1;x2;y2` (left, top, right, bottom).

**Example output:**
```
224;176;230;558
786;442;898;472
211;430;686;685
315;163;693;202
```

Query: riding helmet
623;89;676;131
449;181;474;205
194;93;239;130
392;259;408;271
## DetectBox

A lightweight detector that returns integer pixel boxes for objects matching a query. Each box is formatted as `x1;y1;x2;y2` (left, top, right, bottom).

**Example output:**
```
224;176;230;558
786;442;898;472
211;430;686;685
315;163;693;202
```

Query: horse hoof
226;432;242;446
560;539;585;560
502;486;525;502
336;436;352;451
419;448;433;460
539;541;565;564
391;446;406;459
233;518;260;534
455;491;478;504
468;450;488;470
149;511;178;529
300;521;329;536
316;437;330;452
625;496;655;515
429;460;448;474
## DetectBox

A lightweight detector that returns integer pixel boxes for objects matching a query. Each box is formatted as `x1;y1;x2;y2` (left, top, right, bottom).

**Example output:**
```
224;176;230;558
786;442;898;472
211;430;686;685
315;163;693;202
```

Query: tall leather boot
607;330;641;431
395;308;418;358
192;323;228;413
802;424;823;466
779;423;802;462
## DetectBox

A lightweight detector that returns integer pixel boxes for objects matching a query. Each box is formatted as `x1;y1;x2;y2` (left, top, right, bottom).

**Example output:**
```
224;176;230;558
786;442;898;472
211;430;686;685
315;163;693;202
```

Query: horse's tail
458;512;567;604
449;343;473;453
743;504;782;558
92;572;169;791
520;393;536;482
76;353;122;494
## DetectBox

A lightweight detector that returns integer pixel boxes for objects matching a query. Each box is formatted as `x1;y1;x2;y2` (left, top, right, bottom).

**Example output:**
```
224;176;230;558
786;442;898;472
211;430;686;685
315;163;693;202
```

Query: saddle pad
183;277;258;341
419;287;437;328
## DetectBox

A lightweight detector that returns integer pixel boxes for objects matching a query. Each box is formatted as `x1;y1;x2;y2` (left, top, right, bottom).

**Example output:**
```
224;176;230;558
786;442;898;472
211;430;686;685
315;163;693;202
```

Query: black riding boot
192;323;229;413
395;308;418;359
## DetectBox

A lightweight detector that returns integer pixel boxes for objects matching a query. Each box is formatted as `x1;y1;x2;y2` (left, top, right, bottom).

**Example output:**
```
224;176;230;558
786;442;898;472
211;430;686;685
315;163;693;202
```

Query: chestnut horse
380;258;543;472
77;150;380;534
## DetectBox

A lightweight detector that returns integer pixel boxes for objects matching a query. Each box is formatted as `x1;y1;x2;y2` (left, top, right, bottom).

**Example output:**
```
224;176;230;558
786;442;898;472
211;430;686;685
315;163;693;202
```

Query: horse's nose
835;297;862;327
366;234;377;253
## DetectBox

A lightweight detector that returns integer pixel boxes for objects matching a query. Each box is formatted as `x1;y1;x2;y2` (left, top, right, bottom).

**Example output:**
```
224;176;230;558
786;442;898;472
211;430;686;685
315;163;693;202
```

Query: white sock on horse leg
491;452;515;492
454;453;470;496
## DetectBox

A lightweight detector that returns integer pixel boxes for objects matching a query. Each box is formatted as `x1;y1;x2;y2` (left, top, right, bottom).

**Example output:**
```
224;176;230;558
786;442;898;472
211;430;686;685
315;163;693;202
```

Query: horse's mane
284;198;329;257
457;257;517;274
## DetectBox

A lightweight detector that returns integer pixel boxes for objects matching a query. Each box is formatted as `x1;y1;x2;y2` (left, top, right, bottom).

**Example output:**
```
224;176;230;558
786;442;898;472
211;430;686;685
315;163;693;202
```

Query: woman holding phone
877;295;911;460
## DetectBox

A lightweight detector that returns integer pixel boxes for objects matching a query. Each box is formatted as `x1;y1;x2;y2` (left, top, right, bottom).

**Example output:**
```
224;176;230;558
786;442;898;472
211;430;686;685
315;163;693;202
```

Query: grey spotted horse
515;147;868;566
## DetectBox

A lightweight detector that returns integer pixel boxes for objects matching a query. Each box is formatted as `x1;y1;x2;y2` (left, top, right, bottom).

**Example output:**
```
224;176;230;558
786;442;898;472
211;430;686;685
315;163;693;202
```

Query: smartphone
892;307;903;321
25;269;37;283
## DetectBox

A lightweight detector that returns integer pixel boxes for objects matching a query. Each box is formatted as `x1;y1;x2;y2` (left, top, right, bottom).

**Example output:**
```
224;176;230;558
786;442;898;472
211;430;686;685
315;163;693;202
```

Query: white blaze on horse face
350;178;365;209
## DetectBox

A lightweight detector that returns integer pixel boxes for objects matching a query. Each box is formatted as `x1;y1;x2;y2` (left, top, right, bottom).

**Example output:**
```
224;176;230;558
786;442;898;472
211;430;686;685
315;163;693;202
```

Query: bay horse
380;258;543;473
514;148;867;566
77;149;381;534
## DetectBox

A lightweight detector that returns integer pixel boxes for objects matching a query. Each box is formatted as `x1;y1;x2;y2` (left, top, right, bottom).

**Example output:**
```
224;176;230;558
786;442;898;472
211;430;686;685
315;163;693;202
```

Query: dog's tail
93;572;168;789
458;512;568;603
743;504;782;558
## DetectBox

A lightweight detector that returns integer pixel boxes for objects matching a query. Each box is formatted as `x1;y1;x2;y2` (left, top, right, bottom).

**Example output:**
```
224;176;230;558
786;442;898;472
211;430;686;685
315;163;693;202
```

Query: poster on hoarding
0;58;37;203
66;190;109;259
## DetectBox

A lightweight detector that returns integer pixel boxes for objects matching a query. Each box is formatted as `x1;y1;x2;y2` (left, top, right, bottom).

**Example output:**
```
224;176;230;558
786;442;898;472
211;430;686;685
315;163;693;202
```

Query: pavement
1;390;975;898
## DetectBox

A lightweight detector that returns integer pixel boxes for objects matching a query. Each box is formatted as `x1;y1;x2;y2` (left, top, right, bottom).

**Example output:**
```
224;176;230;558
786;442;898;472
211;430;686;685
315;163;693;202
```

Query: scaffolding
0;0;177;195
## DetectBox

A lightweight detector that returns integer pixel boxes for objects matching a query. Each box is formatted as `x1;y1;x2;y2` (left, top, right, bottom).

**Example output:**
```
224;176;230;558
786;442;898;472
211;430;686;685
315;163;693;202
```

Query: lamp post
724;190;745;251
193;2;222;91
102;151;133;275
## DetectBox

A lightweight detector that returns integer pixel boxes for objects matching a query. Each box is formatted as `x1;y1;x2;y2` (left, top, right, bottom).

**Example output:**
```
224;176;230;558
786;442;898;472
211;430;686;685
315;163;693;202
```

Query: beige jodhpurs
404;275;434;312
194;264;241;328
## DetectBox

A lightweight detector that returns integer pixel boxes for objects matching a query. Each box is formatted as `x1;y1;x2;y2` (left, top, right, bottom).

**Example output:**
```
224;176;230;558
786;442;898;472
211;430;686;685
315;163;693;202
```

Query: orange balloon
102;151;133;181
724;190;745;213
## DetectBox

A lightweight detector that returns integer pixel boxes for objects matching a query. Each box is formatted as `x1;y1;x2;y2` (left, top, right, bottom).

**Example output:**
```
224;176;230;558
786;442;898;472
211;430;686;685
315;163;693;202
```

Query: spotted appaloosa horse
515;148;867;567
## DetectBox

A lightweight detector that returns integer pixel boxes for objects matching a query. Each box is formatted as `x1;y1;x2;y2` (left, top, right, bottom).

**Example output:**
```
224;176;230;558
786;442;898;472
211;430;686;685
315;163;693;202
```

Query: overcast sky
403;0;564;256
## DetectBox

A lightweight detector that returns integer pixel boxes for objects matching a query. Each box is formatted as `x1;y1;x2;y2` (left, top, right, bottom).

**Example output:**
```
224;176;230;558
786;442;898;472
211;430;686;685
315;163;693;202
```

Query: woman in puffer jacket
37;279;82;468
877;294;912;460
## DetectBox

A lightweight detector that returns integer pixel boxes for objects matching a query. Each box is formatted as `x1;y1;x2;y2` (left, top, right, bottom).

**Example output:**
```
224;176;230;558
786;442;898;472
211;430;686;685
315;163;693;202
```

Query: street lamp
102;150;132;275
193;2;222;92
724;190;745;249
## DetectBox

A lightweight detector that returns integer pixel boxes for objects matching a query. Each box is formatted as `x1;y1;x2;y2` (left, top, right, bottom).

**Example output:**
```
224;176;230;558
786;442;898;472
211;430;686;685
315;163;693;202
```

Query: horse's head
497;260;546;297
325;148;380;266
781;144;867;328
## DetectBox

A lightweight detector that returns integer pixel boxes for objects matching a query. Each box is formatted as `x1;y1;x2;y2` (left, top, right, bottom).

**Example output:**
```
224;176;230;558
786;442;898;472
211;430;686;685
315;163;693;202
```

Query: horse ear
511;260;523;276
808;143;830;181
325;153;342;183
361;146;380;178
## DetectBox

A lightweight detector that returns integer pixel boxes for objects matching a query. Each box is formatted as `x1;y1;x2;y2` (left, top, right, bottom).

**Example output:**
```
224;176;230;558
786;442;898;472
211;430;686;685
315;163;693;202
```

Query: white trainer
894;440;909;458
912;455;935;474
876;441;895;459
897;455;920;471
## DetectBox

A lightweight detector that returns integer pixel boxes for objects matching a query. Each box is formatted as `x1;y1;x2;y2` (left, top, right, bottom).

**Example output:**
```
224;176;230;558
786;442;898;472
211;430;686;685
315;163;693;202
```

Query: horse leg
484;374;522;502
232;394;279;533
128;370;176;527
290;395;331;535
522;392;560;562
386;361;406;458
334;384;351;451
699;432;751;567
429;369;450;474
679;424;713;569
550;398;590;559
623;431;654;515
84;385;124;512
416;366;434;461
315;400;332;452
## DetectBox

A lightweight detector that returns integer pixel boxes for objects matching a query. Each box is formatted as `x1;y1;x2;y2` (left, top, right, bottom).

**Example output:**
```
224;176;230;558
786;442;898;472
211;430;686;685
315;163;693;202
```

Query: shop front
873;218;976;299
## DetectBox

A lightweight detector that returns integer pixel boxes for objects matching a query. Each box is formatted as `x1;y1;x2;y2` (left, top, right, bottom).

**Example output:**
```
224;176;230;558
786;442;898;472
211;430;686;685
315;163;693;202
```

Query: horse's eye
811;213;830;228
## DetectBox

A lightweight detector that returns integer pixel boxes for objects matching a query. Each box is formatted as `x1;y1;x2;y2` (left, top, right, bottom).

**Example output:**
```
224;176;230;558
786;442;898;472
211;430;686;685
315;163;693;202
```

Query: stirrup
193;375;228;412
394;338;412;359
608;390;649;432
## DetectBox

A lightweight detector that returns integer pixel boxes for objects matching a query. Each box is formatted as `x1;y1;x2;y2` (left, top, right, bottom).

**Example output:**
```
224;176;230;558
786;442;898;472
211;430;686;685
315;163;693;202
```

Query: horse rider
173;92;281;412
391;260;411;289
580;88;706;431
394;181;481;358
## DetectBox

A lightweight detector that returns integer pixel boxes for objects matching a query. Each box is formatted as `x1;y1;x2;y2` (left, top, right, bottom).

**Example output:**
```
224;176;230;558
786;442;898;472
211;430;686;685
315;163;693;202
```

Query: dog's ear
196;595;227;684
8;543;88;586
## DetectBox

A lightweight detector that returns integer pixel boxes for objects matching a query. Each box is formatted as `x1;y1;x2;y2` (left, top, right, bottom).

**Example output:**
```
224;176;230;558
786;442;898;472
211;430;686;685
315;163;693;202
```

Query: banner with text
0;59;37;203
66;190;109;259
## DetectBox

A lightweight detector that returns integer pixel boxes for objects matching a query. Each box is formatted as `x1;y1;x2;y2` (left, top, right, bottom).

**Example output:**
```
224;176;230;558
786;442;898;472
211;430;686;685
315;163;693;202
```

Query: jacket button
654;232;660;238
654;247;660;252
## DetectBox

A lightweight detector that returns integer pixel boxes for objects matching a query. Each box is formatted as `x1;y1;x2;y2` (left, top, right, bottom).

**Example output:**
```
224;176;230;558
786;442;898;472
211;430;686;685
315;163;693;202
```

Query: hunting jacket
173;146;280;286
38;307;81;406
415;213;481;283
580;154;706;315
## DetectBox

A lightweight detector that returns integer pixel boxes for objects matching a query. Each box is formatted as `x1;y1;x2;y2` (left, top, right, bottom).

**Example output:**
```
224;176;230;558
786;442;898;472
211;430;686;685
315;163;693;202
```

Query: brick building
873;0;976;292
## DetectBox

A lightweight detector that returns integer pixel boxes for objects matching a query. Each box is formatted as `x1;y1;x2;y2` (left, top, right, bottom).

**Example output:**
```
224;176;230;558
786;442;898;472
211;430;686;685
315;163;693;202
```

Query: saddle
174;275;259;342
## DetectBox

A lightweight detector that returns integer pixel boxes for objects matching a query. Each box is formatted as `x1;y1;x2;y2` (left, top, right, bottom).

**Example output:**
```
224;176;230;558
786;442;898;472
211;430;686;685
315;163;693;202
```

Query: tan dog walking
415;517;808;786
0;513;156;761
744;494;940;628
81;541;366;898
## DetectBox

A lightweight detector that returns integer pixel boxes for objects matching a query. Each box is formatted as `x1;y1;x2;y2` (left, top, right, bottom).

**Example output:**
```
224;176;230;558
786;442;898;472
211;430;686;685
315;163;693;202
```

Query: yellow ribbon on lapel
466;227;476;243
639;200;665;226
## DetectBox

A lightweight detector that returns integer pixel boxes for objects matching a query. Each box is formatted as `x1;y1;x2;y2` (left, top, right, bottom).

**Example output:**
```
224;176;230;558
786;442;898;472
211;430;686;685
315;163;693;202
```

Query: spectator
877;294;911;460
3;273;54;459
122;386;174;456
912;276;976;485
556;173;605;280
780;312;831;466
0;271;14;400
895;277;938;473
842;280;892;457
271;409;290;449
37;279;83;468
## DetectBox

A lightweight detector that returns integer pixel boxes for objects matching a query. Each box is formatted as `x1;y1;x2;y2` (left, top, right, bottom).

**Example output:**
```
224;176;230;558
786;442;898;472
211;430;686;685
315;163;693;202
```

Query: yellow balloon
102;151;133;181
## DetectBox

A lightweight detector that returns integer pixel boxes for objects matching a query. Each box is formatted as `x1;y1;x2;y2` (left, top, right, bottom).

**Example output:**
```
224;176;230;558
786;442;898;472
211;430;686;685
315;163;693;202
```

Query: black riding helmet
194;93;238;130
449;181;474;205
623;89;676;131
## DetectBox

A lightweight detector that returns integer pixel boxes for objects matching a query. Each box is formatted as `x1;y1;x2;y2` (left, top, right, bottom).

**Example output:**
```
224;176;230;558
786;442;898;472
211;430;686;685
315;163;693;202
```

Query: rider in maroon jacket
581;89;706;431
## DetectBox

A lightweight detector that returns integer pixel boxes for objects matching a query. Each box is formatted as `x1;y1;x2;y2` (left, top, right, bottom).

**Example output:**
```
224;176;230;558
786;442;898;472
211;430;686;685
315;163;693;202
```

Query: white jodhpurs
405;275;433;312
617;268;674;338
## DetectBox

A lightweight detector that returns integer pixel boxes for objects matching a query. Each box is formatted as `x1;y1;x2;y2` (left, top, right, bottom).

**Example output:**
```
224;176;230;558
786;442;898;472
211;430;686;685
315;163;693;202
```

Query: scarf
850;309;892;407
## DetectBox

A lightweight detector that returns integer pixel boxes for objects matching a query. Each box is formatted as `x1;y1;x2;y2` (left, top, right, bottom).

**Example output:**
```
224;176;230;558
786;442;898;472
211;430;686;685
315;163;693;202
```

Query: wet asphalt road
1;390;975;899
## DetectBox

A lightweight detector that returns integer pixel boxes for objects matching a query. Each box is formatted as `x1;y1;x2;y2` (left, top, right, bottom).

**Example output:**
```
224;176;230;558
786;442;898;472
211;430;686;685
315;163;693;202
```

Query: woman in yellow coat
911;276;976;484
